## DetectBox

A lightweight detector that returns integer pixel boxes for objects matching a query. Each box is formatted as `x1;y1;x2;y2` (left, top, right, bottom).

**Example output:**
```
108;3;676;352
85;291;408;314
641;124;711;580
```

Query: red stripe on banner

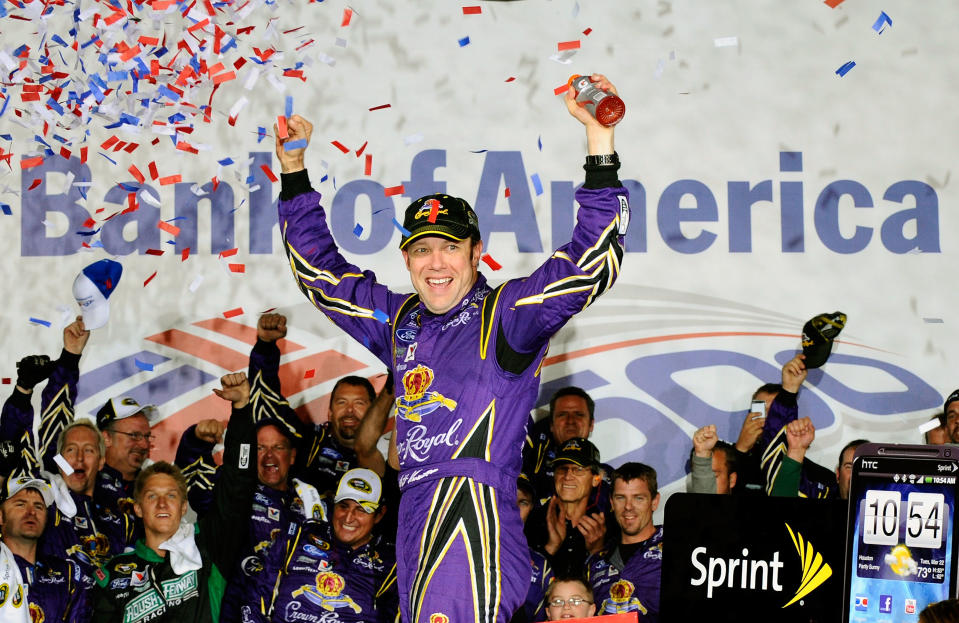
191;318;305;353
145;329;249;371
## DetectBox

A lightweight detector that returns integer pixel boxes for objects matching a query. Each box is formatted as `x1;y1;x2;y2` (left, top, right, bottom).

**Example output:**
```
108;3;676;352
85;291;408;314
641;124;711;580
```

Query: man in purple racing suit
274;74;629;623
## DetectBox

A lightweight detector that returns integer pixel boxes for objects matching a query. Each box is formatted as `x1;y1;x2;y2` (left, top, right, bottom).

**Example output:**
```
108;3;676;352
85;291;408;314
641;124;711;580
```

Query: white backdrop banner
1;0;955;511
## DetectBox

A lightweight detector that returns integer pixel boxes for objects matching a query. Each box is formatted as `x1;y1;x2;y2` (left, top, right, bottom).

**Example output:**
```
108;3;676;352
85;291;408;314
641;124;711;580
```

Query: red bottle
568;74;625;127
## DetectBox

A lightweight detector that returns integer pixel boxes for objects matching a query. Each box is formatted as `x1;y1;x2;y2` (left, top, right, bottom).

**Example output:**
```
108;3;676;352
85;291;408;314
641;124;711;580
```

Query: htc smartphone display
843;444;959;623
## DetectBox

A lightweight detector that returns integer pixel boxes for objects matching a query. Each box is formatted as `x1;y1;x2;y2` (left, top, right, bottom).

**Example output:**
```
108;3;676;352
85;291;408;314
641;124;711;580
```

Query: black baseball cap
550;437;600;469
801;311;846;369
399;194;480;250
96;397;159;430
944;390;959;414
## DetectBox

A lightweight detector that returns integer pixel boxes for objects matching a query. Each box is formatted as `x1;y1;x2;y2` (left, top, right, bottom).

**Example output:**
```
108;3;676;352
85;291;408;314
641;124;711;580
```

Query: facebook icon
879;595;893;614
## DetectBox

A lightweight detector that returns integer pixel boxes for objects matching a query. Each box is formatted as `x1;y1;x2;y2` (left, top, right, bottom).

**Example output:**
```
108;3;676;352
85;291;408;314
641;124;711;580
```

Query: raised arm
38;318;90;471
354;372;394;477
493;75;629;363
201;373;257;573
275;115;403;367
248;313;306;439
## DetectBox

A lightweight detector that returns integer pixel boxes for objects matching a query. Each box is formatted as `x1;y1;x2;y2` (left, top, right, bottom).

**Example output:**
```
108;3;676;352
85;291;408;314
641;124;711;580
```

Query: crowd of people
3;73;958;623
2;313;957;623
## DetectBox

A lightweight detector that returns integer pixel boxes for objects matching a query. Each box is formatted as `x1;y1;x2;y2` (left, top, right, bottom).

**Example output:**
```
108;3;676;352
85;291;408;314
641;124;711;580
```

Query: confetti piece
538;136;543;151
304;369;316;379
284;139;307;151
355;141;369;157
1;205;11;216
531;173;544;196
29;317;51;327
260;165;279;183
219;248;239;258
428;199;440;223
342;7;354;26
714;36;738;47
923;318;944;324
276;115;288;139
223;307;244;319
462;6;481;14
505;77;516;82
159;175;182;185
129;165;145;184
365;154;373;176
481;254;502;271
824;0;845;7
21;156;43;169
53;454;74;476
384;185;405;197
372;309;389;323
285;95;294;119
918;418;941;434
353;223;364;237
558;40;581;51
145;249;165;257
369;104;391;111
505;187;511;198
458;36;471;47
872;11;892;34
143;272;157;287
229;263;246;273
189;275;204;293
553;83;570;96
158;221;181;236
836;61;856;77
583;27;592;36
392;218;412;237
134;359;155;372
182;248;191;262
331;141;350;153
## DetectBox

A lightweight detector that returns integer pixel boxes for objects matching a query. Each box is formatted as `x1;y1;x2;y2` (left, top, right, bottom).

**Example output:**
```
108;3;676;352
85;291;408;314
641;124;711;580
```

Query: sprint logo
689;522;832;607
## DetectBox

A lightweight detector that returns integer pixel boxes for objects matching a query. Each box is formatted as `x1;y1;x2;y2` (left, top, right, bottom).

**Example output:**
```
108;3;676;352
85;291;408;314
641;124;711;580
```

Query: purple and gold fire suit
278;164;628;623
586;527;663;621
244;519;398;623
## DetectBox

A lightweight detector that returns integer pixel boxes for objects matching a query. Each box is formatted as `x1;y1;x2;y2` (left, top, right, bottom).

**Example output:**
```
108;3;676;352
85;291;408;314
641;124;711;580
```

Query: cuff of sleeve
776;389;798;407
253;338;281;356
691;455;713;468
583;154;622;189
58;349;81;369
9;387;32;408
280;170;312;201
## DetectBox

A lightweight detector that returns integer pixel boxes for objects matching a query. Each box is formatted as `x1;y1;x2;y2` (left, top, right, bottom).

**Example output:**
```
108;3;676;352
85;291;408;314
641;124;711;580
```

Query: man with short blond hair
93;373;257;623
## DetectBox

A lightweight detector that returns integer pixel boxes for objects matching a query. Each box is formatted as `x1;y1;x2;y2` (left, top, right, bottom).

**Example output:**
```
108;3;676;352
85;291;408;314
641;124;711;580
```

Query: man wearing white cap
94;395;159;516
248;467;399;623
0;475;90;622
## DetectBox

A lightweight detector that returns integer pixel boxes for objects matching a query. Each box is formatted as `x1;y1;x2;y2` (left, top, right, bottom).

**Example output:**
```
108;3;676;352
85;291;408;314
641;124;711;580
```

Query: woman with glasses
545;576;596;621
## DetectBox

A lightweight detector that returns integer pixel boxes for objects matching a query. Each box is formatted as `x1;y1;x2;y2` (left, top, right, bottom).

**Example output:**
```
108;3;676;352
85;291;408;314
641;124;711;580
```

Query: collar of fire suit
134;539;166;563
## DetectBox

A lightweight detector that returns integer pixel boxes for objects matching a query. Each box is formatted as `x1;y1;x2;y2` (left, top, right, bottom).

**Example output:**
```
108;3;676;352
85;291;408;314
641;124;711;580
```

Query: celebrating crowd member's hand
544;496;568;556
782;353;807;394
257;313;287;343
692;425;719;458
63;316;90;355
195;419;226;444
16;354;53;393
576;512;607;554
274;114;313;174
565;73;616;155
735;412;765;454
785;417;816;462
213;372;251;408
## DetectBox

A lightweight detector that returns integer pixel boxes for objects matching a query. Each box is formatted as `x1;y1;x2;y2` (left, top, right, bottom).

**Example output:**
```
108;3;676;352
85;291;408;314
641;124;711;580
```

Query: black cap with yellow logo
399;193;481;249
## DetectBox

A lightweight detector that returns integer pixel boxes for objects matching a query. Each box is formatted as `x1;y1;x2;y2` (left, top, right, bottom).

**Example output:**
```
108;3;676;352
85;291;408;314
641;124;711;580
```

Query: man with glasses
95;396;158;516
544;576;596;621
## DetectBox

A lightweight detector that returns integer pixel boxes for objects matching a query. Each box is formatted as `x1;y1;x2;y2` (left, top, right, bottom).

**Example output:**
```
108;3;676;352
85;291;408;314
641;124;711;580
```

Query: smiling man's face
402;236;482;315
134;473;187;540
